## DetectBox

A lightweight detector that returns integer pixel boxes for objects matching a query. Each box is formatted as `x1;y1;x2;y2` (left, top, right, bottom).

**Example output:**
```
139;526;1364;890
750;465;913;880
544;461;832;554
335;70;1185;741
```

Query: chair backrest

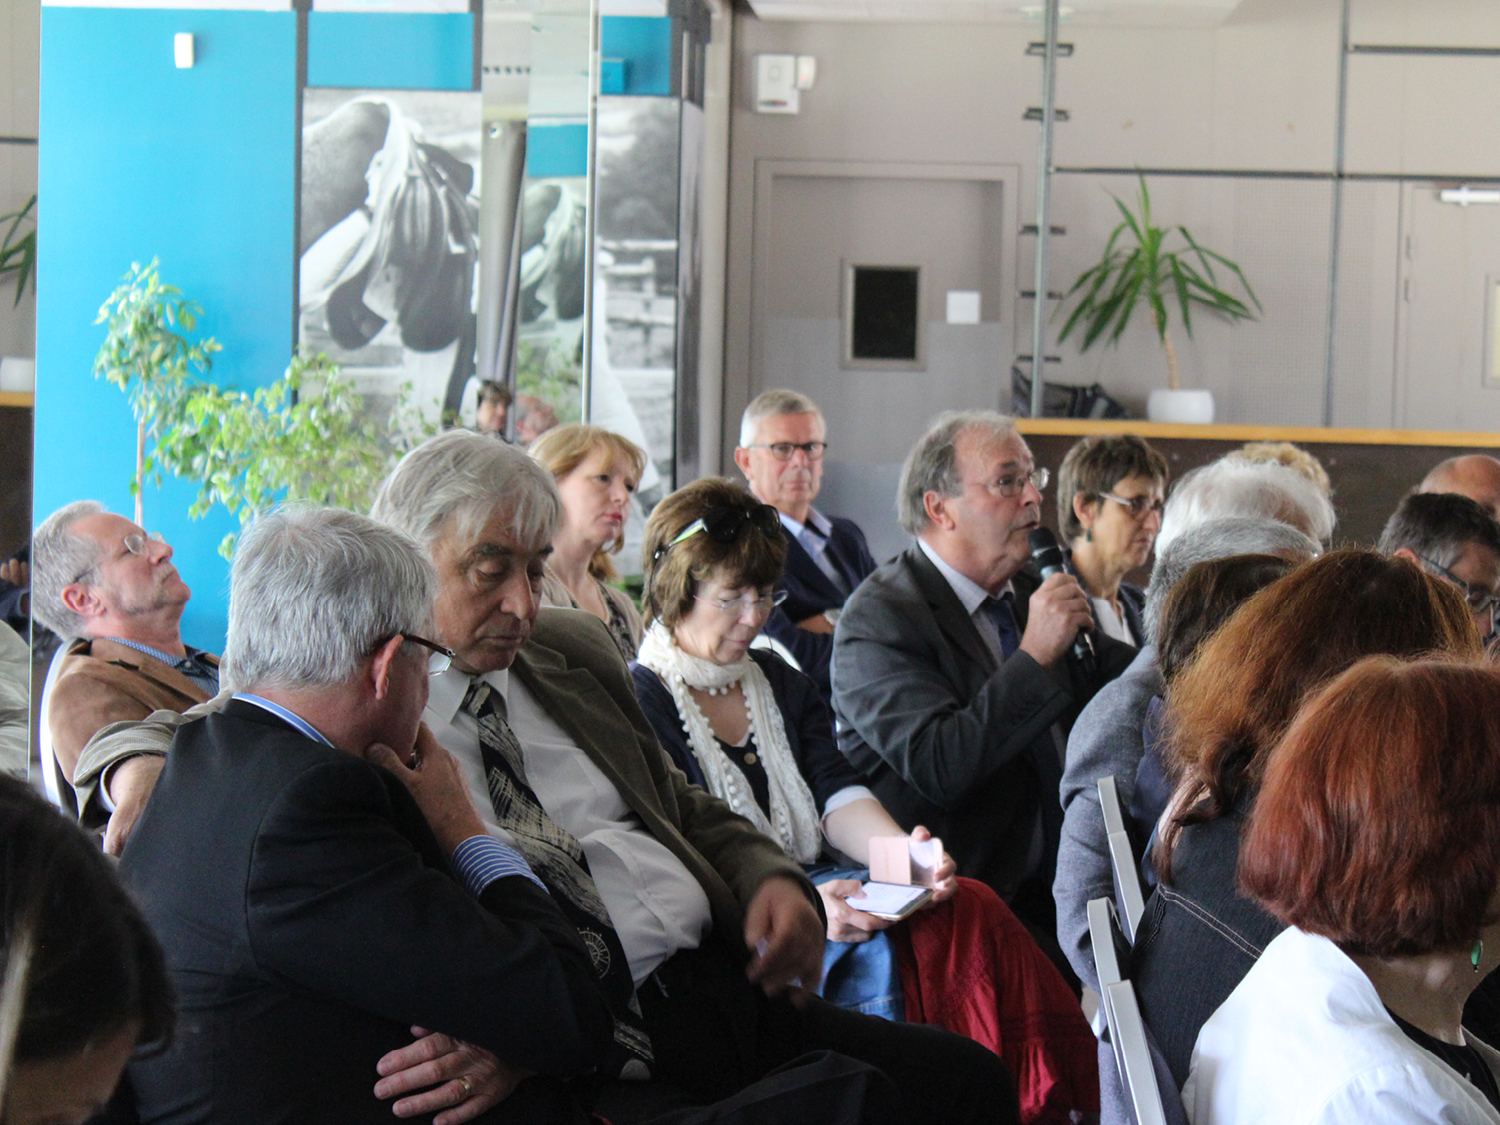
1098;774;1147;940
37;641;75;813
1103;979;1172;1125
1088;895;1185;1125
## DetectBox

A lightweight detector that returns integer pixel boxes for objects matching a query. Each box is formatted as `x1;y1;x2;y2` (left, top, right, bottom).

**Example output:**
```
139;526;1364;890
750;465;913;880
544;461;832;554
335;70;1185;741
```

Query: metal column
1029;0;1062;420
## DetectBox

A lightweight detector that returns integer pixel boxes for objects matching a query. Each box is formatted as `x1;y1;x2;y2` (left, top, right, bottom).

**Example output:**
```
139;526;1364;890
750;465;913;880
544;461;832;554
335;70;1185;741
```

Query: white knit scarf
637;621;823;864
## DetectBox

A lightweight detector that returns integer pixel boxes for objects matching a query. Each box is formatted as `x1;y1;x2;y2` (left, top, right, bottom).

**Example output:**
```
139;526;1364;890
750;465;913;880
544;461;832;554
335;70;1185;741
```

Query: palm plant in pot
1056;173;1261;423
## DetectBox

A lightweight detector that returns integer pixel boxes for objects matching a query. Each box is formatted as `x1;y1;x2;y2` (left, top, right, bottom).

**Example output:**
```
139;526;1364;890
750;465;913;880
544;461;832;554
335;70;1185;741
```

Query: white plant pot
1147;388;1214;424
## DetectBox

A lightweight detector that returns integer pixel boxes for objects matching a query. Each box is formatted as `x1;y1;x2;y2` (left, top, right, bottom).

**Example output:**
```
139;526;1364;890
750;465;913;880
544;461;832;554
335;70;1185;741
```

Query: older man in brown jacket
31;501;219;831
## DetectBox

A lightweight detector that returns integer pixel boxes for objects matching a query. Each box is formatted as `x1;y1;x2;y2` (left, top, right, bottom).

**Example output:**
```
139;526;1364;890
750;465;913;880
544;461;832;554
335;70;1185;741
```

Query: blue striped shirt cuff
451;835;547;897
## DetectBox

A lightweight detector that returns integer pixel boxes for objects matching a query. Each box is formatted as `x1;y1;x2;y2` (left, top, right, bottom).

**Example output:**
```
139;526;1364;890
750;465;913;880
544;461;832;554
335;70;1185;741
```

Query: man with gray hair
30;500;218;821
832;411;1135;948
1053;517;1320;991
119;505;617;1123
364;429;1010;1123
734;389;876;702
1153;454;1336;557
1379;490;1500;642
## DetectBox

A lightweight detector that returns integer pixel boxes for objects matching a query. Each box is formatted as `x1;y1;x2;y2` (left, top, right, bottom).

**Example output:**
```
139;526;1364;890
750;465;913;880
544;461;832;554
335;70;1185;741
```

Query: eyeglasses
1100;492;1166;520
403;634;456;676
1416;555;1500;629
653;504;782;561
976;467;1049;498
70;530;165;584
695;589;789;617
744;441;827;462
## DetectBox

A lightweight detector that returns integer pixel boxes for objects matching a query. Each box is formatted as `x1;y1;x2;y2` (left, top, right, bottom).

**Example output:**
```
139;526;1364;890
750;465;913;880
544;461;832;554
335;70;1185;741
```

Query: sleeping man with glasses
29;500;220;829
831;412;1136;974
1379;490;1500;643
734;390;878;706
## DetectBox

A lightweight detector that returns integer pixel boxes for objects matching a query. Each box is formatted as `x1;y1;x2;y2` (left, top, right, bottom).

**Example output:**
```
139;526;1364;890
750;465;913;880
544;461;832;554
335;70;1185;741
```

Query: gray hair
1154;454;1336;556
1144;516;1320;643
370;429;562;557
897;410;1020;536
30;500;106;639
739;389;824;449
224;505;437;693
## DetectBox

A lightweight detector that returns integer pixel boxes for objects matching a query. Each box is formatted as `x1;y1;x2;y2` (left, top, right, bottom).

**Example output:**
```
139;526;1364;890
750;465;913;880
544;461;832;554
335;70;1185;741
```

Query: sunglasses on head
653;504;782;561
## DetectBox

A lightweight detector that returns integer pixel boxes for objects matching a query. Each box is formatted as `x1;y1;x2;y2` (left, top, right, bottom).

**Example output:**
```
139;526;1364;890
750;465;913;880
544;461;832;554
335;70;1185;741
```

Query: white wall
722;0;1500;464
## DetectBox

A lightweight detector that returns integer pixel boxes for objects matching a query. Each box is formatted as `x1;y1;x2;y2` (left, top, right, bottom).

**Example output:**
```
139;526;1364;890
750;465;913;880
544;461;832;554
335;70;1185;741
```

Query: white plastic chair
1089;896;1179;1125
36;641;74;812
1098;774;1147;941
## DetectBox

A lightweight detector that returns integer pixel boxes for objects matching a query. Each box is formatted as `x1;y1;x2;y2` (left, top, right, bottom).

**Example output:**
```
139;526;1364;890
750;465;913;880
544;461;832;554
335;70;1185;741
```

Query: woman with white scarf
631;478;1102;1125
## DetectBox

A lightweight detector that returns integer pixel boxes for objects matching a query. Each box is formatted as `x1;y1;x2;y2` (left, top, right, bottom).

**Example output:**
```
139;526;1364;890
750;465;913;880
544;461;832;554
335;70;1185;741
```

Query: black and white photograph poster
298;89;483;425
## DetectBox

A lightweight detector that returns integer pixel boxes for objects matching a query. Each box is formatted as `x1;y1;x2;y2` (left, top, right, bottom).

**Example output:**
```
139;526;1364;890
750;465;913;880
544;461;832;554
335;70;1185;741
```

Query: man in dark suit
831;411;1133;946
734;390;876;702
369;430;1016;1125
118;505;616;1124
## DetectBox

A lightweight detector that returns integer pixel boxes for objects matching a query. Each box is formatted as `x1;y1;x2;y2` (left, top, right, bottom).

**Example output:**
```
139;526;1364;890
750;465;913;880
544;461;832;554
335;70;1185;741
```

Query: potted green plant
151;352;435;558
1056;173;1260;423
0;194;35;305
94;259;221;525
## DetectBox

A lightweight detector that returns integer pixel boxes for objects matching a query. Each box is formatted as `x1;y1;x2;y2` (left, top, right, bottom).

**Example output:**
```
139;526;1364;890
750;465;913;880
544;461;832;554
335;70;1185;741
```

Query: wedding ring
457;1075;473;1097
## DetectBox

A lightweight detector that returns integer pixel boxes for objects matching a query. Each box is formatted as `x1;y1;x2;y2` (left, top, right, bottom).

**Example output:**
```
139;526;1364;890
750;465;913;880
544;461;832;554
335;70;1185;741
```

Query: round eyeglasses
694;589;789;618
403;634;456;676
1099;492;1166;520
70;530;165;584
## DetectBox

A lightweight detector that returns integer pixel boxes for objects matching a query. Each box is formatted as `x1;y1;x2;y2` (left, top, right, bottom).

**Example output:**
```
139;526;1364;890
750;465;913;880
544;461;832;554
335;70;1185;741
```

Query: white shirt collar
427;664;509;726
916;537;1013;615
777;507;833;540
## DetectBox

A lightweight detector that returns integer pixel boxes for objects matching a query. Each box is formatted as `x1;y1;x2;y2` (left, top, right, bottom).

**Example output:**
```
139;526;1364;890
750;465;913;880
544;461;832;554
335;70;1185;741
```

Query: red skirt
894;878;1100;1125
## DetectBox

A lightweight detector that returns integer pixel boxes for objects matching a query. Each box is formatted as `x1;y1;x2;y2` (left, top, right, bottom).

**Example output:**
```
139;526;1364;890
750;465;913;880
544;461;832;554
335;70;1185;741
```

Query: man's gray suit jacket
830;545;1134;904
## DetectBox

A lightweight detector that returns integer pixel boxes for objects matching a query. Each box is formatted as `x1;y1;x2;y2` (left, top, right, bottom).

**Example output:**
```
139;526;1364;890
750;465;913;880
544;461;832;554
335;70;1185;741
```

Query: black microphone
1027;527;1097;677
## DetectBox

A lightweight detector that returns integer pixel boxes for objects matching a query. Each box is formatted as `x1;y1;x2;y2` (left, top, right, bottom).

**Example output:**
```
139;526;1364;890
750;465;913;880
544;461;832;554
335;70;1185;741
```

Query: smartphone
844;882;933;922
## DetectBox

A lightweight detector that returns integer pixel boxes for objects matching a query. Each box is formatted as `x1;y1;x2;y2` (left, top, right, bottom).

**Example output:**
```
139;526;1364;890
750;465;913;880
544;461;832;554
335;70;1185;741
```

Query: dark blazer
512;609;817;944
831;545;1134;905
762;515;877;701
631;648;863;816
119;699;613;1125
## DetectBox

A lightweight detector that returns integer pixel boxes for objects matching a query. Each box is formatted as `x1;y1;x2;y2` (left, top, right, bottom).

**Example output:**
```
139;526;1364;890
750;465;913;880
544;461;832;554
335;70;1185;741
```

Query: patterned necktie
462;678;652;1079
980;593;1021;660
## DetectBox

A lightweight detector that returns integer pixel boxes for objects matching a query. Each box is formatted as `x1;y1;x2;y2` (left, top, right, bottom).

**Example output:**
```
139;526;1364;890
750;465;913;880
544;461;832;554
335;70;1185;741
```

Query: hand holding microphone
1021;528;1098;675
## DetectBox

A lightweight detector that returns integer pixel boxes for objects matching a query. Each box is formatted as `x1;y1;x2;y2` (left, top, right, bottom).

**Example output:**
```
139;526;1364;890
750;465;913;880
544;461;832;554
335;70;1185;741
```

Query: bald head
1419;455;1500;521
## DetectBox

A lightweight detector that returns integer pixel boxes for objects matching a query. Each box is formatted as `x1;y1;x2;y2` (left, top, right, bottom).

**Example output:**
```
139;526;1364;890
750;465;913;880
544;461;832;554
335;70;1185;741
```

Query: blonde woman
528;423;647;660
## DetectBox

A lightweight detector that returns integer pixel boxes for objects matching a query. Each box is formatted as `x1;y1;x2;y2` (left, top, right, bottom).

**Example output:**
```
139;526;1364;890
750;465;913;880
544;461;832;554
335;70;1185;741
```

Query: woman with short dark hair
0;775;174;1123
632;477;1100;1125
1056;435;1169;647
1186;656;1500;1124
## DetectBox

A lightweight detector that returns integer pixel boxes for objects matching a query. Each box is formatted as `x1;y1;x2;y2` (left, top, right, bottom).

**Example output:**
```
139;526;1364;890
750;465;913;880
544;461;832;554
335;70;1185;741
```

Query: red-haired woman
1186;656;1500;1124
1135;550;1483;1088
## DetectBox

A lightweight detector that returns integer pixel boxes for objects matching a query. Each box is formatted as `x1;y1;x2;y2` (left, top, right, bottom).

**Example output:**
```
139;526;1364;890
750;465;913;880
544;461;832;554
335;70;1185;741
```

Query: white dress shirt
1185;926;1500;1125
425;665;713;984
917;537;1017;665
778;508;846;593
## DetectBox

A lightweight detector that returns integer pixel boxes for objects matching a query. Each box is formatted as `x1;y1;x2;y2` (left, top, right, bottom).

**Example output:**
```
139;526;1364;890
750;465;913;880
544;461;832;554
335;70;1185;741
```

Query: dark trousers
627;934;1020;1125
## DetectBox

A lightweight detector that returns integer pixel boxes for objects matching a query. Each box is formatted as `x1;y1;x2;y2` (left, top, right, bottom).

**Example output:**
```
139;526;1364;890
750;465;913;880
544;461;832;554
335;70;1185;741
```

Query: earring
1474;937;1485;974
1085;528;1093;543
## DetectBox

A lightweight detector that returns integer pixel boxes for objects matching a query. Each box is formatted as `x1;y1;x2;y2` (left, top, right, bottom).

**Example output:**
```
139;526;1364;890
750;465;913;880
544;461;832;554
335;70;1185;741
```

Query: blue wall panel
599;16;672;97
37;8;298;650
308;12;474;91
526;121;589;178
